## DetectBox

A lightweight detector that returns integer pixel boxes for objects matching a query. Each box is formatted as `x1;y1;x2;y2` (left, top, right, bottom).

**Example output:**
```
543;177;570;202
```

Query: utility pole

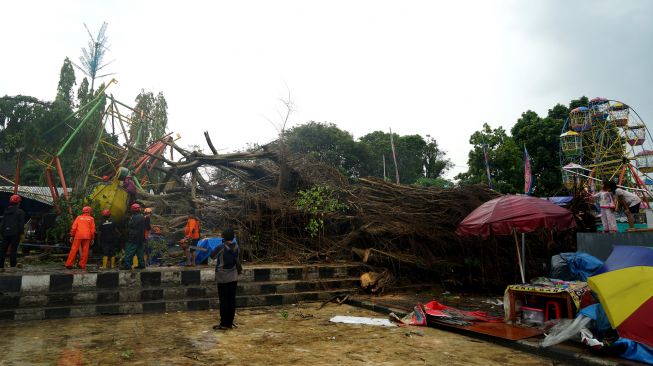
389;128;400;184
382;154;387;181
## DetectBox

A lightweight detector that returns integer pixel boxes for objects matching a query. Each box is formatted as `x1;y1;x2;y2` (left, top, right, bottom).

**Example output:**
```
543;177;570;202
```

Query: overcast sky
2;0;652;178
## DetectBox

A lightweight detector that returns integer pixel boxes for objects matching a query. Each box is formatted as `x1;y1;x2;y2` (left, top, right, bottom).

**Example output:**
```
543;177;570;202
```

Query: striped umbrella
588;246;653;348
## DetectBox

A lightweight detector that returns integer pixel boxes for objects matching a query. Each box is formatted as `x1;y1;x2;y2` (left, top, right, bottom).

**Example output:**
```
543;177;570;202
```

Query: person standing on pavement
121;203;146;270
211;228;241;330
0;195;25;269
65;206;96;270
98;209;120;269
184;211;201;266
608;180;642;229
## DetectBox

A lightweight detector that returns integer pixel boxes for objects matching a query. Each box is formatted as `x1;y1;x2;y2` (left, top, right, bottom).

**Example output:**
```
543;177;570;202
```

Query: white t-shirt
615;188;642;207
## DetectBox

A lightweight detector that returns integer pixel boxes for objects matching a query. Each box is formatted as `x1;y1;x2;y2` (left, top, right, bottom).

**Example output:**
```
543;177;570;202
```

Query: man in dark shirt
121;203;146;270
98;209;120;269
210;228;241;330
1;195;25;269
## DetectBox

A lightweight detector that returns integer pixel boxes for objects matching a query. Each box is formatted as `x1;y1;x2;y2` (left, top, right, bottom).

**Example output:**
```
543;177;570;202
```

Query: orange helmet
144;208;152;214
101;209;111;217
82;206;92;214
130;203;141;212
9;194;21;204
102;175;110;182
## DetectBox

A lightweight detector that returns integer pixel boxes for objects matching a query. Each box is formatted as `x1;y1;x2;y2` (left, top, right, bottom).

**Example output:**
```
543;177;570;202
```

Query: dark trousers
217;281;238;327
0;235;19;268
123;242;145;269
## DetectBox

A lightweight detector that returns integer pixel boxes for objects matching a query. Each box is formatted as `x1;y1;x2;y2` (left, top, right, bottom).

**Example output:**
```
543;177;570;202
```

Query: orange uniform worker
184;212;201;266
65;206;96;269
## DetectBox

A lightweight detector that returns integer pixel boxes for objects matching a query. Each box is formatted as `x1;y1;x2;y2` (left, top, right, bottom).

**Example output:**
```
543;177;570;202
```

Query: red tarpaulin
456;195;576;238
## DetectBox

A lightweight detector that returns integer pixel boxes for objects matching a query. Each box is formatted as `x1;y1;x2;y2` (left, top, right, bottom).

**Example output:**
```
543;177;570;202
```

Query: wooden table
506;285;577;322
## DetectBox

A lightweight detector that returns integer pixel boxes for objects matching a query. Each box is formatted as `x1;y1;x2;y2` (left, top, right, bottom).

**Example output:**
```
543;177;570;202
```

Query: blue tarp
579;303;611;335
614;338;653;365
560;252;603;281
545;196;573;206
194;237;238;265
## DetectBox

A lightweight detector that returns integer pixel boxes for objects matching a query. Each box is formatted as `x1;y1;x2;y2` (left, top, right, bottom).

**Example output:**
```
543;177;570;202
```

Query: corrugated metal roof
0;186;70;205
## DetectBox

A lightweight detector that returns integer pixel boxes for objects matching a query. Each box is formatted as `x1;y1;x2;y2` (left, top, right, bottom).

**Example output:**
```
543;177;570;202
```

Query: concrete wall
576;232;653;261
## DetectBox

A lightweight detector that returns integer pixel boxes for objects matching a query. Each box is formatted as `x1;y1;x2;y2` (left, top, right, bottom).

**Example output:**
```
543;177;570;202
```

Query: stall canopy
456;195;576;238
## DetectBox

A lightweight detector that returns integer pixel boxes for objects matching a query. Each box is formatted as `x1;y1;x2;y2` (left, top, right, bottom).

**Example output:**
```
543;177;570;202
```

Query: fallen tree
136;133;519;288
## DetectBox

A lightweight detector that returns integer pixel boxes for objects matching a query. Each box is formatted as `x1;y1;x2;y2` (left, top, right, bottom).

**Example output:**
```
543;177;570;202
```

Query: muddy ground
0;304;561;366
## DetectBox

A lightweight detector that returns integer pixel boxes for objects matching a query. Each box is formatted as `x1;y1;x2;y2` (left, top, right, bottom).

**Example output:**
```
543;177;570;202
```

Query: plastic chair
545;301;562;320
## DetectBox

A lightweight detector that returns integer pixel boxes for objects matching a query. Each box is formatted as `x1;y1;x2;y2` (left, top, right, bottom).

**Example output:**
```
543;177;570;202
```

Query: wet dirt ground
0;304;561;366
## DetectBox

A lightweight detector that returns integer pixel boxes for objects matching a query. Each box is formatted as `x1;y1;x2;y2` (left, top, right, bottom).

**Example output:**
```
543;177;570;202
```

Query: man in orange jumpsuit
184;211;201;266
65;206;96;269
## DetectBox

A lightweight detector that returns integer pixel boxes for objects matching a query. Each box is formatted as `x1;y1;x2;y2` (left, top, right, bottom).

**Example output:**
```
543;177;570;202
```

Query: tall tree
511;110;565;196
128;90;169;150
55;57;76;108
456;123;522;193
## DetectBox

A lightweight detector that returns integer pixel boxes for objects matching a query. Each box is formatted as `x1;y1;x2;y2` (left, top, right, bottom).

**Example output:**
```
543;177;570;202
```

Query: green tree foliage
285;122;364;177
511;110;565;196
457;97;589;195
55;57;76;108
284;122;452;183
456;123;522;193
129;90;168;149
295;184;347;237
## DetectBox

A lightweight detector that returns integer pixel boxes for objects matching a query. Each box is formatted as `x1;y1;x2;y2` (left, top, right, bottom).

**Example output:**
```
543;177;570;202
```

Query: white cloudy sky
2;0;652;178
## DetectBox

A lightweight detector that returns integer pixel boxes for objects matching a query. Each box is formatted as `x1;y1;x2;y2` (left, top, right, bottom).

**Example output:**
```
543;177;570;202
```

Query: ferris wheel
559;97;653;205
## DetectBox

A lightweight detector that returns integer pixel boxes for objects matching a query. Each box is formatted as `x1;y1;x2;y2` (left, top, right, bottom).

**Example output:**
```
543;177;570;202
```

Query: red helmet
130;203;141;212
101;209;111;217
9;194;21;204
102;175;110;182
82;206;92;214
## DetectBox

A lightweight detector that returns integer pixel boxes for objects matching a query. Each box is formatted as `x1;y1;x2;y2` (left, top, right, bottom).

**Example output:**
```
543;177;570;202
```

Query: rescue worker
121;203;146;270
98;209;119;269
65;206;96;270
0;194;25;269
184;211;201;266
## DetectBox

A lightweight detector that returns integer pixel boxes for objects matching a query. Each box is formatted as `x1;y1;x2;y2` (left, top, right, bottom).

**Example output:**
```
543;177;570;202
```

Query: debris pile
137;134;505;285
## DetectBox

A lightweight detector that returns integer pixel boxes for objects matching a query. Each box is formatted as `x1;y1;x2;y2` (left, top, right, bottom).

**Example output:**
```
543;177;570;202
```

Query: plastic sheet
329;316;396;327
540;315;592;348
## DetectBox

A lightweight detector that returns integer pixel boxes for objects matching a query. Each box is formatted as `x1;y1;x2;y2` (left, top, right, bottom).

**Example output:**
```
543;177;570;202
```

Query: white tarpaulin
329;316;396;327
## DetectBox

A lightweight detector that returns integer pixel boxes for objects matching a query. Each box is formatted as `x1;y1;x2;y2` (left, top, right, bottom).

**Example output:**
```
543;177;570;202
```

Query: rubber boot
133;256;138;268
110;257;116;269
102;256;108;269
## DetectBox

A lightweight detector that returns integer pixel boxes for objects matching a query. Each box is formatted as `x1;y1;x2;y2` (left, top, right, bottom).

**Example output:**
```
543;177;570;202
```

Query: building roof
0;186;70;205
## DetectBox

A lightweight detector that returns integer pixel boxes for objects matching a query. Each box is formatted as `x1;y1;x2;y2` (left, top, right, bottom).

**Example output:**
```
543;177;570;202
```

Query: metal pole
513;229;525;284
56;97;104;157
521;232;526;281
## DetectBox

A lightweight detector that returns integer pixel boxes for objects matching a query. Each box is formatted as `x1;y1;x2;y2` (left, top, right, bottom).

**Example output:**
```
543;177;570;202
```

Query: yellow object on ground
588;266;653;327
88;178;129;222
101;256;108;269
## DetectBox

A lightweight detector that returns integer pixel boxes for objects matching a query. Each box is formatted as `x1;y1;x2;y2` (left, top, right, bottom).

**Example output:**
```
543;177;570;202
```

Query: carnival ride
560;97;653;206
25;79;177;218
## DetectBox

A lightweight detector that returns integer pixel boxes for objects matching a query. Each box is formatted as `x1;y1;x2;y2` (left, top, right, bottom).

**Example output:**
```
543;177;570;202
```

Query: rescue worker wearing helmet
1;195;25;269
121;203;147;270
65;206;96;270
98;209;120;269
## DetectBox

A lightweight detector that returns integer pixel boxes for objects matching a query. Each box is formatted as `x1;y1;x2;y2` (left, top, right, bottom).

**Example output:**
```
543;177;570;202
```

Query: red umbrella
456;195;576;282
